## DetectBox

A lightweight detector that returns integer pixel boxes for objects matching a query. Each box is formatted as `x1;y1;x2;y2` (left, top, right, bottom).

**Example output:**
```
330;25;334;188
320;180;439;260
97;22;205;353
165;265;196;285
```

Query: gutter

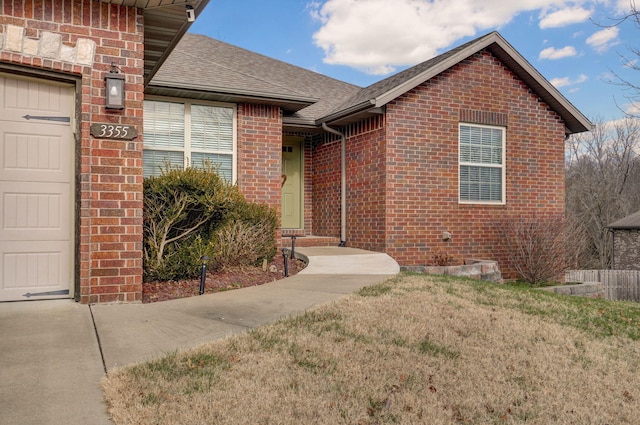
318;99;375;126
147;81;318;106
321;122;347;247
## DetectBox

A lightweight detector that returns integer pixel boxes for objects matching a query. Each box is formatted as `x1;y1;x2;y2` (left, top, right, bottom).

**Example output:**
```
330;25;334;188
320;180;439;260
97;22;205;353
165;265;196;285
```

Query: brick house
609;210;640;270
0;1;591;303
0;0;209;303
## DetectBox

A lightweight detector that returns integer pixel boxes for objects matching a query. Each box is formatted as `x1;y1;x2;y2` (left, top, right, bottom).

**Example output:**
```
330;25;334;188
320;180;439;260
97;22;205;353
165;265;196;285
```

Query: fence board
566;270;640;302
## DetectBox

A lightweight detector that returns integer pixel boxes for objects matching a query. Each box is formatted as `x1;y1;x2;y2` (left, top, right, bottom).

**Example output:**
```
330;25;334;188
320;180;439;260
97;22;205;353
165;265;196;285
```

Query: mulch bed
142;255;307;303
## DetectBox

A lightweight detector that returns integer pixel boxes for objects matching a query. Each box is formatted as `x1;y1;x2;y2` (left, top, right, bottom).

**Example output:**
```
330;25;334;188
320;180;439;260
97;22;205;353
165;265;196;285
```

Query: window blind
143;100;235;179
459;124;504;203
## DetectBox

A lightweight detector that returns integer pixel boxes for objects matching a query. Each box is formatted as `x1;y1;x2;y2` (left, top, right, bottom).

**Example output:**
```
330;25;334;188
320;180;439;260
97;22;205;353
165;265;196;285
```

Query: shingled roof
319;32;591;133
150;31;592;134
148;33;360;120
609;210;640;230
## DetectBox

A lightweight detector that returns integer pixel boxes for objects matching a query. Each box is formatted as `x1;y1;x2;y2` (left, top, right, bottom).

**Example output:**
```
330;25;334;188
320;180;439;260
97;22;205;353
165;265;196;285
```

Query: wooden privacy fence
565;270;640;302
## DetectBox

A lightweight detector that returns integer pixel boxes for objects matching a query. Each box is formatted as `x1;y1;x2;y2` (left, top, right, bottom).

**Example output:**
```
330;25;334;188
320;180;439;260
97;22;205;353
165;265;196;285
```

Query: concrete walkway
0;247;399;425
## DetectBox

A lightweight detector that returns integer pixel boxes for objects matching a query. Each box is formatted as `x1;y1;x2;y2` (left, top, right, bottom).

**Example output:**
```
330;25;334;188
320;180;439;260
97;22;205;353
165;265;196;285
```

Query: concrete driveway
0;247;399;424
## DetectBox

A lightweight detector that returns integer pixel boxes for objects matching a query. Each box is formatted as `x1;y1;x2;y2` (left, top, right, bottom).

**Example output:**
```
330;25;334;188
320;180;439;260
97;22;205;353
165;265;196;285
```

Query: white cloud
550;74;588;88
539;45;577;59
615;0;637;14
310;0;572;75
586;27;620;53
625;102;640;116
539;7;592;28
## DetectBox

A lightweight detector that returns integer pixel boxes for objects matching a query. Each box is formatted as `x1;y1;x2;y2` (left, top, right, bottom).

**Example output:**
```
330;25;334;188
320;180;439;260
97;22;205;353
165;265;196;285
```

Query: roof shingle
152;31;591;133
609;210;640;229
152;33;361;119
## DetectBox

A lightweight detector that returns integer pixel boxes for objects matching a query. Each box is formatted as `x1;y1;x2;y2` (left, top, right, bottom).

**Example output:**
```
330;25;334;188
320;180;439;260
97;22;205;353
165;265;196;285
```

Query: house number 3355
90;123;138;140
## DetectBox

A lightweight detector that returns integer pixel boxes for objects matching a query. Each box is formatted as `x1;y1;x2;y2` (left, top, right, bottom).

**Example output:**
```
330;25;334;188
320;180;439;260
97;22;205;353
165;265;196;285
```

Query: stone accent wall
613;230;640;270
1;24;95;66
1;0;145;303
403;259;503;283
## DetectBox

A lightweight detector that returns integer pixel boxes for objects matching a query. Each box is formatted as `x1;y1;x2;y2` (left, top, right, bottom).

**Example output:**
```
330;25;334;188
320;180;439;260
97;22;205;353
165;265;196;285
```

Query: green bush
143;166;278;282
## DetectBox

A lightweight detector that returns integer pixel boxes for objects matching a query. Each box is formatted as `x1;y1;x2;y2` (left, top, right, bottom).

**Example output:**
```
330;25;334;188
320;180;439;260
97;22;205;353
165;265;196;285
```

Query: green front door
281;138;302;229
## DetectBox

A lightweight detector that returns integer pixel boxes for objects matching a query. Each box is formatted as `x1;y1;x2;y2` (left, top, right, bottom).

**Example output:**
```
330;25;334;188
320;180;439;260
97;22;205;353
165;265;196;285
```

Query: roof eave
318;99;376;126
283;117;324;133
368;32;592;135
146;81;317;112
143;1;210;85
485;35;593;134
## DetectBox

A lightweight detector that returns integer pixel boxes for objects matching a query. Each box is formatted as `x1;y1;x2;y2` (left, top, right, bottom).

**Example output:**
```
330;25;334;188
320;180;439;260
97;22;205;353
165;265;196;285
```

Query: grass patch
103;273;640;424
357;283;393;297
417;336;460;359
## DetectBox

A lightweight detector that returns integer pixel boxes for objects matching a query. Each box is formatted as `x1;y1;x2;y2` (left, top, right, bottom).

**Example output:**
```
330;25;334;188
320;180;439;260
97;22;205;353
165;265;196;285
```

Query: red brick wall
381;50;566;276
312;117;388;247
1;0;145;303
237;103;283;240
303;137;314;234
344;124;387;251
312;134;342;237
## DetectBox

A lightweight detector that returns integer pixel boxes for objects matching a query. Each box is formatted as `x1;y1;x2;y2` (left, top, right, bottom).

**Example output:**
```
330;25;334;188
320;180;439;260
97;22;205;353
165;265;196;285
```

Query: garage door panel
1;241;70;301
0;75;72;116
0;74;74;301
0;182;70;241
1;125;70;182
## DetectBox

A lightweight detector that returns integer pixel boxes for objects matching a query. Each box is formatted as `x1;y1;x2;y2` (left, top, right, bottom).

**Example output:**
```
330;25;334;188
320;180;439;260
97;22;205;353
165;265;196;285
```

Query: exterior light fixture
186;4;195;22
105;63;125;110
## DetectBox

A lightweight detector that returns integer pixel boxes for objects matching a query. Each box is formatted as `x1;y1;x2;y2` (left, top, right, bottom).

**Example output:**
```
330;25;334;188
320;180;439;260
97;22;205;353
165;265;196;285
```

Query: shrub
430;252;455;266
493;214;567;285
143;166;277;282
211;218;277;270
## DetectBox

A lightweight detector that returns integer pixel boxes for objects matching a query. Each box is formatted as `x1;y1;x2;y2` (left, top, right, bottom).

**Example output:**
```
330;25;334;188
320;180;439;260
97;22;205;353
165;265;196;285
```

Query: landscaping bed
143;255;307;303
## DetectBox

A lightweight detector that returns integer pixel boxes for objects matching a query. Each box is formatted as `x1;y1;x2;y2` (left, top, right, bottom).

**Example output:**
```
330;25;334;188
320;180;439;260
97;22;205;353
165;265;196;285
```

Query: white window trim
458;122;506;205
143;96;237;182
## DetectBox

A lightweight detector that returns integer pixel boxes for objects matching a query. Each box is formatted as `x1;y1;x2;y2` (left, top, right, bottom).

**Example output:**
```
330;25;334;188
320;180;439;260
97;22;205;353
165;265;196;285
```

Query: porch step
280;235;341;248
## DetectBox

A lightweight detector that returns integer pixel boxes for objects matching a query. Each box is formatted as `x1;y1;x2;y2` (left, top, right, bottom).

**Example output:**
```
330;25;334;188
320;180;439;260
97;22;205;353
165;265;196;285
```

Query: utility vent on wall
282;146;293;152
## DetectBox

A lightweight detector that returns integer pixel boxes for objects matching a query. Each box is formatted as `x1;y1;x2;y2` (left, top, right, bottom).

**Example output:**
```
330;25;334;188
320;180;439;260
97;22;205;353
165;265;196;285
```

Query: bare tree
600;1;640;117
565;117;640;268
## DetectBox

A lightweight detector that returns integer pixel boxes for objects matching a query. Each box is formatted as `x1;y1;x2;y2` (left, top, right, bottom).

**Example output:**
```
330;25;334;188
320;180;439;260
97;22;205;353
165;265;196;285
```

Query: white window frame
458;123;506;205
143;96;237;182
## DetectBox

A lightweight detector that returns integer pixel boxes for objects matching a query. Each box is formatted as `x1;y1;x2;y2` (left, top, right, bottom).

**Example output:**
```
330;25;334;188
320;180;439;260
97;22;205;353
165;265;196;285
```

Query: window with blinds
459;124;505;203
143;99;236;180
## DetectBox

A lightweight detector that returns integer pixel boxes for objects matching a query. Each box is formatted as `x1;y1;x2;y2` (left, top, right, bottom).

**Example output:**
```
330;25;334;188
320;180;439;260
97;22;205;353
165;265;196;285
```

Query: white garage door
0;74;74;301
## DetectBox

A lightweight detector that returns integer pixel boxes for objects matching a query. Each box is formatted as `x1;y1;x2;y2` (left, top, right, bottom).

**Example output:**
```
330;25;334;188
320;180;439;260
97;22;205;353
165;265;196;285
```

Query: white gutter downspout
322;122;347;246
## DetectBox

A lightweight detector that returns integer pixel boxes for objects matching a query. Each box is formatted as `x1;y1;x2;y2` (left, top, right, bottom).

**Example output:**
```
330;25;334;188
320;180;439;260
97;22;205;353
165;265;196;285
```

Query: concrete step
280;235;341;248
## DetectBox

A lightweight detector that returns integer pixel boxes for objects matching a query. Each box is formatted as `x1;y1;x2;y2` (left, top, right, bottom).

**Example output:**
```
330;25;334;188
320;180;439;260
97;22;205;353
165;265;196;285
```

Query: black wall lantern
105;63;125;110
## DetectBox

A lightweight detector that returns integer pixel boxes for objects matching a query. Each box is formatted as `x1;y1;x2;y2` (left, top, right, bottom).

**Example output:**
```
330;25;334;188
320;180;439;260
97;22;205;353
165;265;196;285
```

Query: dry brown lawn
103;274;640;424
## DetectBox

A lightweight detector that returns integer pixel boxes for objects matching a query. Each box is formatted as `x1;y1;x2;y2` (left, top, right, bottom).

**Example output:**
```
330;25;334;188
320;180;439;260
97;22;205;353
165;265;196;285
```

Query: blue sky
190;0;639;122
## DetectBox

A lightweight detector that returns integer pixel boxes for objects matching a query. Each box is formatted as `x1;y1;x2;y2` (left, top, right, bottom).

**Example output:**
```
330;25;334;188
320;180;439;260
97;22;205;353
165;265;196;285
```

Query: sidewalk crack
89;305;108;374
